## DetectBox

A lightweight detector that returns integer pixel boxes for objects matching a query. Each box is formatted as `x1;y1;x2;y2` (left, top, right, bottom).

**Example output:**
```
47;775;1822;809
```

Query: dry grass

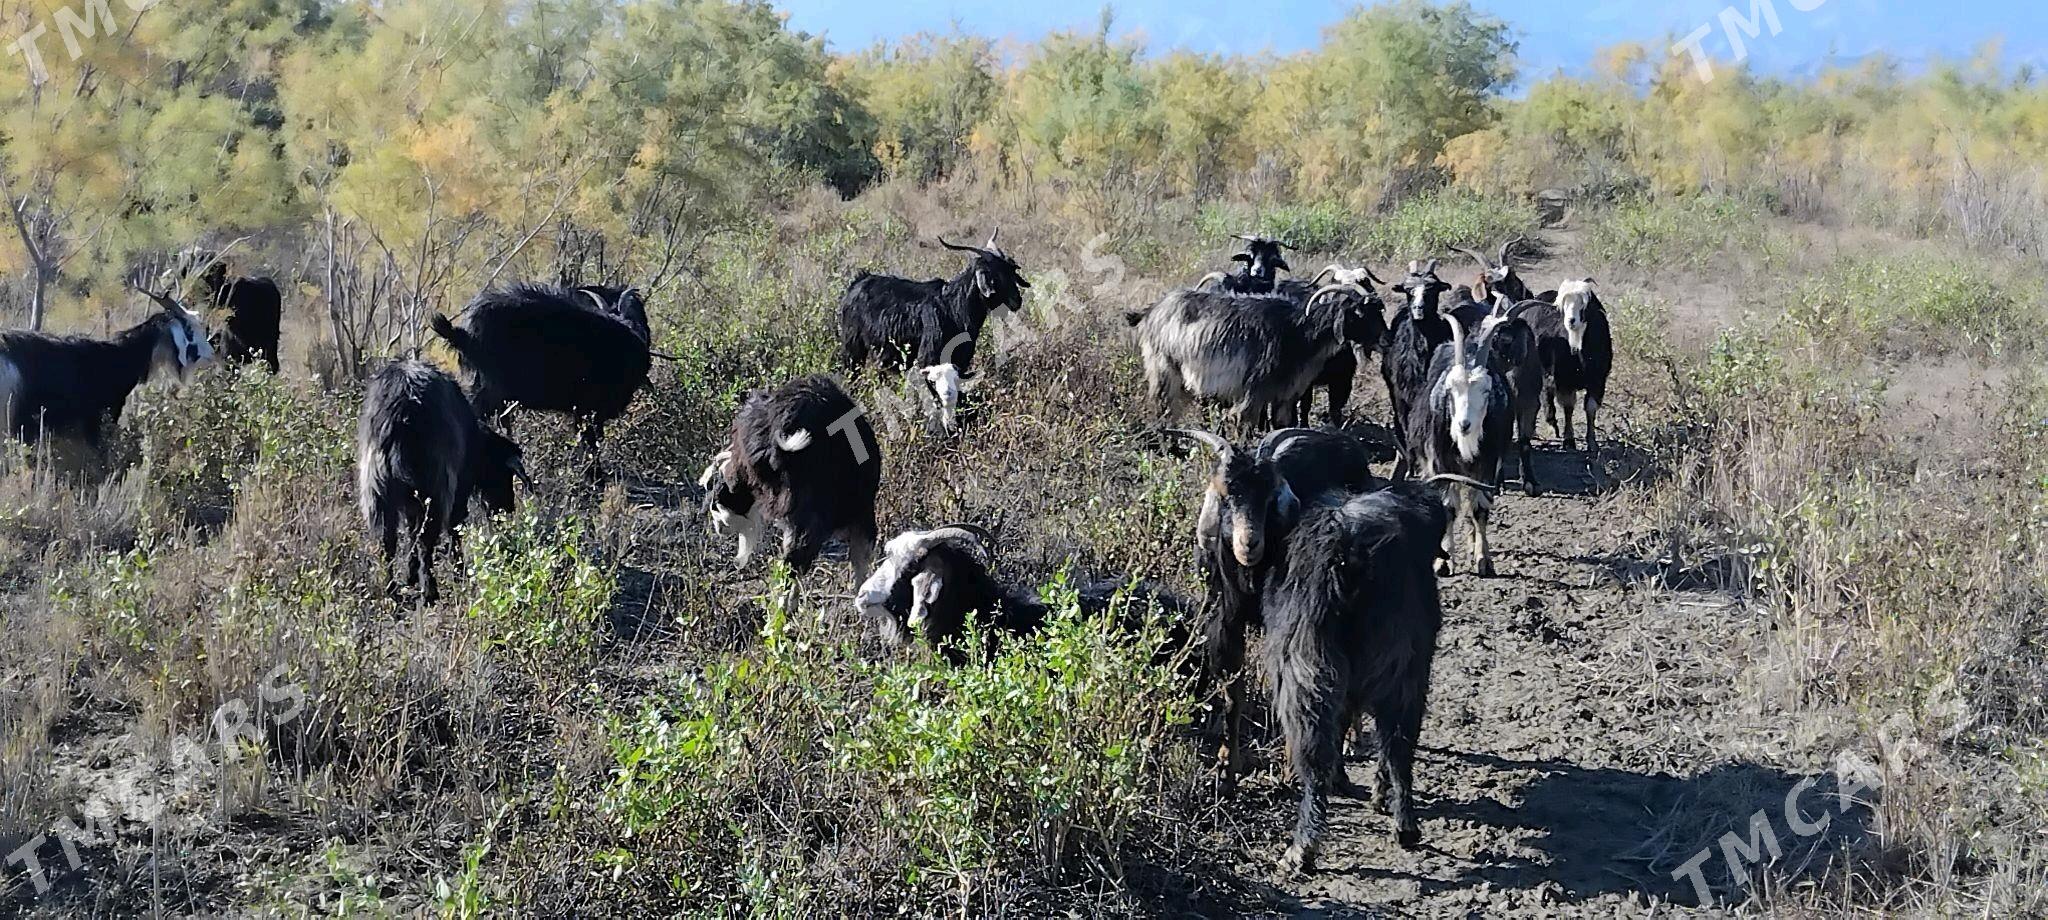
2;179;2045;915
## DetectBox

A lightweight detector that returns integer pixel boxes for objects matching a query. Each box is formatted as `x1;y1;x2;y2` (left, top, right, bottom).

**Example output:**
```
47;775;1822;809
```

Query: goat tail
1123;307;1150;327
428;314;467;349
1426;473;1500;494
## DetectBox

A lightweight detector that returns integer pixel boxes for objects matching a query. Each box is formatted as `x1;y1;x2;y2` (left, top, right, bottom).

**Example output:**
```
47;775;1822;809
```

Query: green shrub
128;365;354;526
462;513;614;672
1783;253;2030;359
601;574;1197;912
1585;194;1778;271
1356;190;1540;262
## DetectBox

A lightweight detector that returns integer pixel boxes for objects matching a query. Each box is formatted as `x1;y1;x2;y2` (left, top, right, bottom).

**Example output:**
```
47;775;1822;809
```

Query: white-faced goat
1174;427;1382;778
0;288;214;446
1516;279;1614;454
356;359;529;604
1195;234;1295;294
700;374;882;605
837;232;1026;435
1127;278;1381;433
1407;317;1514;577
1381;262;1454;479
853;524;1191;661
431;283;652;471
1262;481;1447;874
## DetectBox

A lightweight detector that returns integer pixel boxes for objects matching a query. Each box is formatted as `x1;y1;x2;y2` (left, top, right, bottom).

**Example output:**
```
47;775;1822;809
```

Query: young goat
356;360;528;604
0;289;214;446
1263;482;1447;873
1409;316;1513;576
700;375;882;608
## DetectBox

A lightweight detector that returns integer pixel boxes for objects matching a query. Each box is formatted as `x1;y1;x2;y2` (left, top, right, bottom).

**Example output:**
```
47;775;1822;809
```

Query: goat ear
975;269;997;300
1273;480;1300;530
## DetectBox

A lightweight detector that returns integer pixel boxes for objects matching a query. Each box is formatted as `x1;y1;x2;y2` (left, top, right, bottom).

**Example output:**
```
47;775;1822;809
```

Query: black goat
1380;262;1454;479
0;289;214;446
837;231;1028;375
700;374;882;607
853;524;1191;662
167;250;282;373
1262;482;1446;873
1481;295;1546;494
430;283;652;469
1175;427;1382;778
1128;282;1380;433
1283;267;1388;428
1196;234;1294;294
356;359;528;603
1516;279;1614;454
1407;317;1514;577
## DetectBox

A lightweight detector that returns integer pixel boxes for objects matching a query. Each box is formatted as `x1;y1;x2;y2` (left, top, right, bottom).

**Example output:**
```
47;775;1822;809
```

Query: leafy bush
462;514;614;673
1782;253;2030;359
128;365;354;526
1356;189;1539;262
1586;194;1779;271
602;575;1197;912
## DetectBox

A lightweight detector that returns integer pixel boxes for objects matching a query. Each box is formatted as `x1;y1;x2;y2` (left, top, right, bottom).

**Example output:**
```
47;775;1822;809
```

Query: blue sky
777;0;2048;83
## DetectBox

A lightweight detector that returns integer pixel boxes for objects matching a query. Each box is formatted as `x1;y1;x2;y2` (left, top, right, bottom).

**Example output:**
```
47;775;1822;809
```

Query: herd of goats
0;229;1613;875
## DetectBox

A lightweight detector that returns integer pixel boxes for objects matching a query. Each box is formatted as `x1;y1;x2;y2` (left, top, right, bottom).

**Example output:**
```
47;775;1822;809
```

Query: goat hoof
1477;560;1497;578
1396;826;1422;850
1281;844;1316;876
1335;774;1370;800
1434;559;1453;578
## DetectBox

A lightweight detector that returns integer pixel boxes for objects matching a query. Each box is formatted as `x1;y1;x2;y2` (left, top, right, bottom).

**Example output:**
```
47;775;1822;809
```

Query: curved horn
1450;245;1494;271
580;289;609;312
984;228;1004;257
1307;283;1370;312
1446;312;1470;367
1307;265;1342;289
1165;427;1231;457
1195;271;1230;291
937;236;987;255
130;283;190;318
910;524;998;566
1422;258;1441;276
1498;236;1527;266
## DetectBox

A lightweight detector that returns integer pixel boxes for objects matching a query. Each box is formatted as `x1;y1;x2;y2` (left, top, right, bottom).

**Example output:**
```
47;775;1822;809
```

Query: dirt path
1169;438;1855;917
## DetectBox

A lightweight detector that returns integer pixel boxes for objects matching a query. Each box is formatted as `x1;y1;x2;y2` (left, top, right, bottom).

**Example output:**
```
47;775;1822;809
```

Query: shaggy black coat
1514;294;1614;452
836;248;1027;374
1262;482;1446;872
709;374;882;577
356;360;524;603
1381;278;1454;479
431;283;652;458
0;308;206;445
